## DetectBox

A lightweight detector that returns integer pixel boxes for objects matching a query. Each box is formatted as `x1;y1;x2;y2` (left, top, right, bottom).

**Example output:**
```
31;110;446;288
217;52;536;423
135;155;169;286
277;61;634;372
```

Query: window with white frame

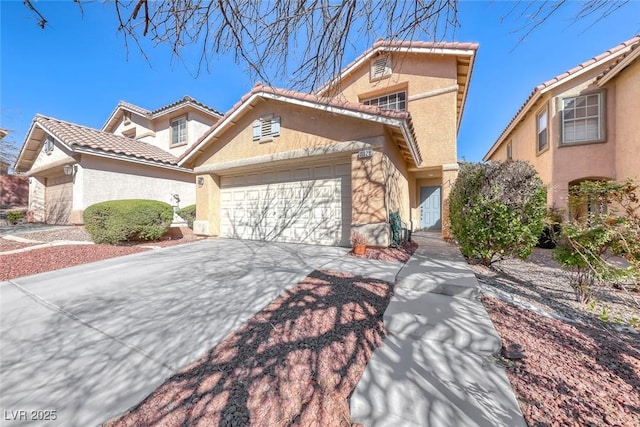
253;115;281;142
370;56;392;80
170;117;187;146
561;92;604;144
536;107;548;153
363;91;407;111
507;141;513;160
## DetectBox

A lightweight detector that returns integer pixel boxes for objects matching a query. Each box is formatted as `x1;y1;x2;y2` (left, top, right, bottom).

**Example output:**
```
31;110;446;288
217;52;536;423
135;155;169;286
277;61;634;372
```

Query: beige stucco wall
612;59;640;184
196;100;386;167
80;156;195;212
329;52;459;168
111;108;217;157
487;58;629;211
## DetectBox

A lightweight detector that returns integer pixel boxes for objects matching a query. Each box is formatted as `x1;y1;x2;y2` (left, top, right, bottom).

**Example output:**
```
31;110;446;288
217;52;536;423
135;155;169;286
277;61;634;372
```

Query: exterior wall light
63;164;78;176
197;176;204;187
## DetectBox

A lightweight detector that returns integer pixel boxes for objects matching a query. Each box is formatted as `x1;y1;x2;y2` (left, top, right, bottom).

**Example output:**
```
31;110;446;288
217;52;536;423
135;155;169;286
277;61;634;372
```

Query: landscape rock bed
1;245;148;281
348;240;418;263
483;295;640;426
471;247;639;327
107;269;394;427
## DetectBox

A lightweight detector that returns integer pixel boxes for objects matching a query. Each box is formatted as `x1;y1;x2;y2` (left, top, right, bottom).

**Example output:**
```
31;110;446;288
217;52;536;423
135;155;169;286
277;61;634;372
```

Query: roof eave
178;91;420;167
597;47;640;86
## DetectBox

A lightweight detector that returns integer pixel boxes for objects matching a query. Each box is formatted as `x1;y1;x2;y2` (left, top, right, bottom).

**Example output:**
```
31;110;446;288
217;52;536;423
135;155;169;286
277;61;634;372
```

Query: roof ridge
34;115;179;165
486;35;640;159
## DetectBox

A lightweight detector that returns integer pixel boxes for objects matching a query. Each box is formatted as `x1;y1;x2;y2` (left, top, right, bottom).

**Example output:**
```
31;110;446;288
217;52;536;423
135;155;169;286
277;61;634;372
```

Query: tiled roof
35;115;178;165
597;39;640;83
152;95;224;117
117;101;152;117
486;35;640;160
316;39;479;95
178;82;420;164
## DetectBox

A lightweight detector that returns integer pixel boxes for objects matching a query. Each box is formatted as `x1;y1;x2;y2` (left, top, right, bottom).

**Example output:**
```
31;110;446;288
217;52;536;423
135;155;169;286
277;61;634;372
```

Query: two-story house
484;36;639;216
14;96;222;224
179;40;478;246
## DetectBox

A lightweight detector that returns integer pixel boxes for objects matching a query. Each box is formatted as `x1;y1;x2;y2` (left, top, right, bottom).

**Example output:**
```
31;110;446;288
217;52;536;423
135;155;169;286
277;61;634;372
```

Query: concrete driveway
0;239;351;426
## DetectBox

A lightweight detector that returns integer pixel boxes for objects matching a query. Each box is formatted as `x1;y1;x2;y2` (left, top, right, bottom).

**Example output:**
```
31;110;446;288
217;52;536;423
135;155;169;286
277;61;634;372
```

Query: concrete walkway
350;232;527;427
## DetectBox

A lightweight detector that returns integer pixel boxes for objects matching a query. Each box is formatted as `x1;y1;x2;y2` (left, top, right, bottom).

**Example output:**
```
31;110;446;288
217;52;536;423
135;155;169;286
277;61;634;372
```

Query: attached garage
45;174;73;224
219;162;352;246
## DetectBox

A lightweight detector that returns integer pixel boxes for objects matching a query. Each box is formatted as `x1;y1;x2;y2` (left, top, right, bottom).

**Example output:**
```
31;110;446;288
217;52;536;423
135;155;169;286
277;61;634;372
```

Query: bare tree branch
20;0;634;92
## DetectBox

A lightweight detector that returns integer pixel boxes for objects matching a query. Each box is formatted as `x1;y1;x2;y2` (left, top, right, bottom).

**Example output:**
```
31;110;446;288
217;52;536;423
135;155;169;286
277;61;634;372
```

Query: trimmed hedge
83;199;173;244
177;204;196;229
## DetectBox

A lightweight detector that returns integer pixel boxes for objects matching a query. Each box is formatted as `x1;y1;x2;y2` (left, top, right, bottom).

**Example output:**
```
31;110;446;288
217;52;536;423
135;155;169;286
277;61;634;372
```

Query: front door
419;186;441;230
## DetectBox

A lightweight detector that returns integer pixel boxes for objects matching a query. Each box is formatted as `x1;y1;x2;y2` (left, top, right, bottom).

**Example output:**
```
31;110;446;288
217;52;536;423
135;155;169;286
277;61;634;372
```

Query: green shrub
7;210;25;225
83;199;173;244
449;161;547;265
177;204;196;229
554;179;639;303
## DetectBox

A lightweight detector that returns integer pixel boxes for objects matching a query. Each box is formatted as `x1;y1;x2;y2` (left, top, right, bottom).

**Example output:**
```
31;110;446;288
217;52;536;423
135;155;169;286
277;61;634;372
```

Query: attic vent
44;136;54;155
253;115;281;142
371;56;392;80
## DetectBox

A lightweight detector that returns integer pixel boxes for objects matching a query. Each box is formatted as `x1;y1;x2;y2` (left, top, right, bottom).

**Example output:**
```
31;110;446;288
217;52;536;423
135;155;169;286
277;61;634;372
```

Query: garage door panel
220;164;350;246
45;175;73;225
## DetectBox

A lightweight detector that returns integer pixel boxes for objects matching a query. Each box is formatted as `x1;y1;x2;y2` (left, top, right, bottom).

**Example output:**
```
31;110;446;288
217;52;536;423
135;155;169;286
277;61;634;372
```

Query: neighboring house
1;128;11;174
179;40;478;246
484;36;640;216
14;96;222;224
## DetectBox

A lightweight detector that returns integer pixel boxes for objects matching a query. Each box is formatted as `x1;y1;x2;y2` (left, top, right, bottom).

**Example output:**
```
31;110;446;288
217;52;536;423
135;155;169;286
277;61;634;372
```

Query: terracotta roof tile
35;115;178;165
117;101;152;117
597;39;640;82
151;95;224;117
488;35;640;159
316;39;479;95
179;83;418;164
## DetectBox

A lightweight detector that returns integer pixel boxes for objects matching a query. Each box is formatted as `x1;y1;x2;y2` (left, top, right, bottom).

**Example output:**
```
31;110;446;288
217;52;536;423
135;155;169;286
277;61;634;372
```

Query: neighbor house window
507;141;513;160
171;117;187;145
363;91;407;111
370;56;392;80
536;107;548;153
253;115;281;142
561;92;605;144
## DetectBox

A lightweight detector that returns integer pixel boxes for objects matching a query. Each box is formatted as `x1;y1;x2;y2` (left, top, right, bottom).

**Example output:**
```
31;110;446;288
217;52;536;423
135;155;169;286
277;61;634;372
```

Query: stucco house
14;96;222;224
484;36;640;216
179;40;478;246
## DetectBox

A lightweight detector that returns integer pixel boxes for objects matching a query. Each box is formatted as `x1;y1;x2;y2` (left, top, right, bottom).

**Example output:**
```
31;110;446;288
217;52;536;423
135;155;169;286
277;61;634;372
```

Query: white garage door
45;174;73;224
220;162;351;246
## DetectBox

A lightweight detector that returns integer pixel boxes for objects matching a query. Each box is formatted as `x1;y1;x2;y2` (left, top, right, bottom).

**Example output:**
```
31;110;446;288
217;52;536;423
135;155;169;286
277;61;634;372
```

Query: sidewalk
350;232;527;427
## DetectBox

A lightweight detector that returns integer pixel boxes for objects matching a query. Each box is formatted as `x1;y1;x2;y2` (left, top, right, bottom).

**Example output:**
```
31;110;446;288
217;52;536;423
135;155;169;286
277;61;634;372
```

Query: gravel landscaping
0;226;200;281
473;248;640;426
106;269;393;427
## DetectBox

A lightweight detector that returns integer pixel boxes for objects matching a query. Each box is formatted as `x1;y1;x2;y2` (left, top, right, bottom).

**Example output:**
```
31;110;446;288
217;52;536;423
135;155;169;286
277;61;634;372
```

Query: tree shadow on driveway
106;269;394;427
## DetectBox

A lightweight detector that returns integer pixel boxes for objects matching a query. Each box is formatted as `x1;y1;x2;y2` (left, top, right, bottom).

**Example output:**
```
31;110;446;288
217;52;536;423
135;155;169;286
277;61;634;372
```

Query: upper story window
253;115;281;142
363;91;406;111
171;116;187;146
507;141;513;160
561;91;605;145
536;107;548;153
370;56;392;80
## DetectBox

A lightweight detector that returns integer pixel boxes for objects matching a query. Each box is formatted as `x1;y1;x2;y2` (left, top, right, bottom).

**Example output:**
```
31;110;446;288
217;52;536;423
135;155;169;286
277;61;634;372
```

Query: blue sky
1;1;639;162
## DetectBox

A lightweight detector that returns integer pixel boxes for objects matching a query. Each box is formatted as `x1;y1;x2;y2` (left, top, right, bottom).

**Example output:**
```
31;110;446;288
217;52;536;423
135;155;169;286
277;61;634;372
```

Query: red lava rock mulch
0;239;34;252
482;295;640;426
0;245;149;281
106;269;394;427
348;240;418;263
